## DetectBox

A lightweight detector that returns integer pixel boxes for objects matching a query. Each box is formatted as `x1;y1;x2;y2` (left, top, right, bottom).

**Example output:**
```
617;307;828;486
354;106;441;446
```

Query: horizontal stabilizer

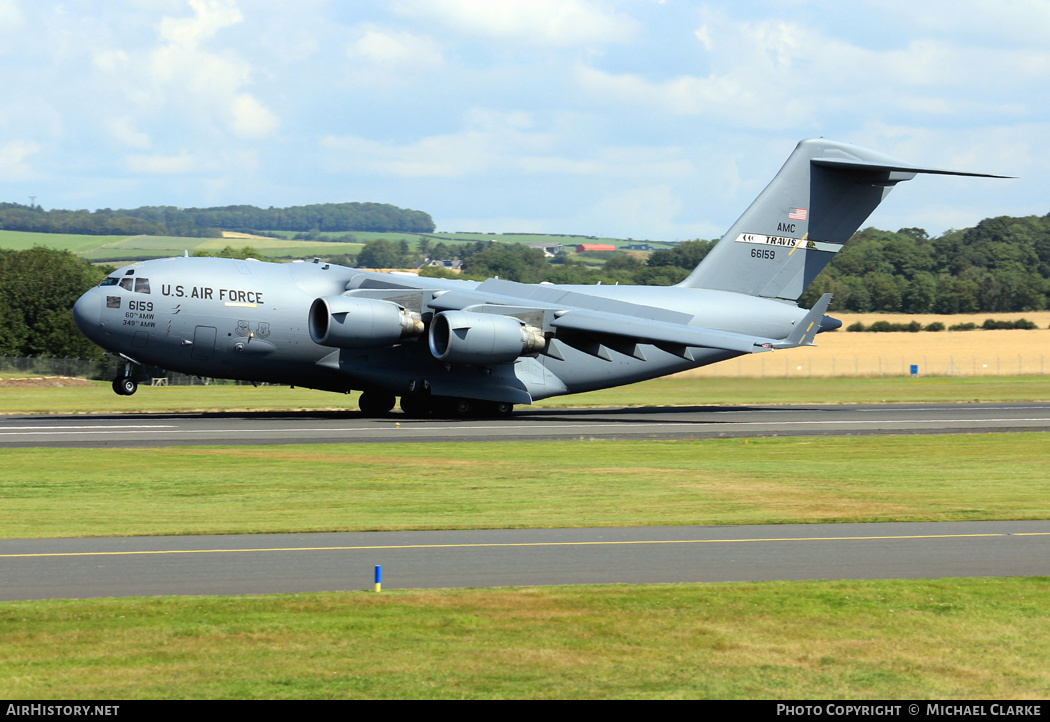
772;293;832;349
812;157;1011;179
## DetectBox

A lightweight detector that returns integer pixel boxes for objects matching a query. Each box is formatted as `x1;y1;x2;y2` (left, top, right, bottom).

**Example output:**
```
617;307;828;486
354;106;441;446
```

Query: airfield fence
675;353;1050;379
0;355;262;386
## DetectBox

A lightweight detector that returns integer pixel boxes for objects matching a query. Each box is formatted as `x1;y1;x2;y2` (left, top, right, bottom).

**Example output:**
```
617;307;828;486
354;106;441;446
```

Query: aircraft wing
547;308;776;354
425;278;797;357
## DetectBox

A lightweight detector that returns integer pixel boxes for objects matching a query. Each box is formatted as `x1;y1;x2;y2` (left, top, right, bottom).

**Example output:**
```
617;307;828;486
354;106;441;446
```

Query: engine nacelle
429;310;546;365
309;295;423;349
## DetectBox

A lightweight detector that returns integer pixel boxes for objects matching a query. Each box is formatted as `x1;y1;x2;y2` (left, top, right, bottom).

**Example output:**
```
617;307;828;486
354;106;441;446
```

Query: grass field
1;375;1047;415
74;234;367;262
0;229;129;253
4;578;1048;699
2;434;1047;538
1;228;634;262
193;236;364;258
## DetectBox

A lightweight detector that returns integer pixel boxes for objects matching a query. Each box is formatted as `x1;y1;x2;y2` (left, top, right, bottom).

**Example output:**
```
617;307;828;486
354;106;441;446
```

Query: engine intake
309;295;423;349
429;311;546;365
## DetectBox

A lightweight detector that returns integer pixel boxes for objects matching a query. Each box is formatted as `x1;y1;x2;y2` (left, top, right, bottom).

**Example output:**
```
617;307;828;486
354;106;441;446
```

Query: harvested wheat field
678;311;1050;378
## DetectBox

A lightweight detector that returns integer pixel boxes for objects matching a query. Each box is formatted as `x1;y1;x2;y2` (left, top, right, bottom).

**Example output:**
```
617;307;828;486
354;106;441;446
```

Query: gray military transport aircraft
72;139;1003;418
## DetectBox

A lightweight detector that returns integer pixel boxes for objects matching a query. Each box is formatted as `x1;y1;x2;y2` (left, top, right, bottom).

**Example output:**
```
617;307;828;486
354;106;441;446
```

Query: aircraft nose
72;290;101;335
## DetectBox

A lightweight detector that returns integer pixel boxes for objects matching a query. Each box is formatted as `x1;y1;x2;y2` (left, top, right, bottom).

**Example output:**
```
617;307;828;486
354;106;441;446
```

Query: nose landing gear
112;376;138;396
111;361;139;396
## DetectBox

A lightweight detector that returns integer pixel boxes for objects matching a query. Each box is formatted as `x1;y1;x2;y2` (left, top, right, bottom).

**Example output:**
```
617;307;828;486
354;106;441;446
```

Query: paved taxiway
3;521;1049;601
2;402;1050;448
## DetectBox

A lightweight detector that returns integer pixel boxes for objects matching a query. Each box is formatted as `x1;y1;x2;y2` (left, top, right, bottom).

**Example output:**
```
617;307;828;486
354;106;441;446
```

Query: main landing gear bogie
358;390;396;417
397;394;513;419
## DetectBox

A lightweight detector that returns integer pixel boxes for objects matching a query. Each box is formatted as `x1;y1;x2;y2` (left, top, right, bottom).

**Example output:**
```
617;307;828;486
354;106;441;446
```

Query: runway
3;520;1049;601
2;401;1050;448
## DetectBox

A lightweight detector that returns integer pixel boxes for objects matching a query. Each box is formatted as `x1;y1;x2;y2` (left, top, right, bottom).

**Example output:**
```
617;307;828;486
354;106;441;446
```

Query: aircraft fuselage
72;255;809;405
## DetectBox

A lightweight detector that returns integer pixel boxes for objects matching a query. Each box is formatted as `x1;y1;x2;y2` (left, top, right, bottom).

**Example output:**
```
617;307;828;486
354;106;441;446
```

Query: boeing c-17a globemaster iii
72;139;1004;418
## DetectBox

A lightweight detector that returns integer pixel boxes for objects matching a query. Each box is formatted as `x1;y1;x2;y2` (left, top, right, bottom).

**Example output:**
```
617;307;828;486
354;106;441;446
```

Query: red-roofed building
575;244;616;253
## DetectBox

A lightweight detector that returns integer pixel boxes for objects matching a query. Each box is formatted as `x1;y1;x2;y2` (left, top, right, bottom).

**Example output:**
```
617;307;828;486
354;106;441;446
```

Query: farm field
679;311;1050;379
0;228;643;262
0;229;129;253
75;234;365;262
193;236;363;258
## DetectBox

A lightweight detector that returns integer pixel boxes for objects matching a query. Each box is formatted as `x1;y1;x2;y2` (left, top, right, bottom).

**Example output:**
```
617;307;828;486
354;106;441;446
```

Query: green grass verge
2;375;1047;415
544;375;1050;407
3;578;1048;699
3;435;1048;538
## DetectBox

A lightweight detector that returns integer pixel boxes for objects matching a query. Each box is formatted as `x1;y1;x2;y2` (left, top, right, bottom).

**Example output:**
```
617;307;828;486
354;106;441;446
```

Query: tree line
798;216;1050;313
2;211;1048;359
323;214;1050;314
0;201;434;237
0;247;111;359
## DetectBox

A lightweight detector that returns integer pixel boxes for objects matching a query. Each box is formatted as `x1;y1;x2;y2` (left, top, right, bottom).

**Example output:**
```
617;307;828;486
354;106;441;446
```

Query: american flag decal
788;207;807;221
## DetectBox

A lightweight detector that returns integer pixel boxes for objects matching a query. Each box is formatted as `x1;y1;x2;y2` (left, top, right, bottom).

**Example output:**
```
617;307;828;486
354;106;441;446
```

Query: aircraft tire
428;396;473;418
399;394;431;418
113;376;137;396
359;391;395;417
473;400;513;418
449;398;473;418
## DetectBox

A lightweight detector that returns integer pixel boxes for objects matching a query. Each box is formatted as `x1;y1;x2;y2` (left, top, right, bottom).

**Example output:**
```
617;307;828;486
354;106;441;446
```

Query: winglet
773;293;833;349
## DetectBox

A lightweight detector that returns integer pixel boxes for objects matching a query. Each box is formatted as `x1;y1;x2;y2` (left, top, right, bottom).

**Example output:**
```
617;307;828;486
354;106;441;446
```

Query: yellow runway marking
3;532;1045;559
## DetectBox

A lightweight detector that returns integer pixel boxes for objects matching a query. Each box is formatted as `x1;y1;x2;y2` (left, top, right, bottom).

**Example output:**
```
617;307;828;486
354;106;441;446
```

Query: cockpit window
99;277;119;287
135;278;151;294
119;278;133;291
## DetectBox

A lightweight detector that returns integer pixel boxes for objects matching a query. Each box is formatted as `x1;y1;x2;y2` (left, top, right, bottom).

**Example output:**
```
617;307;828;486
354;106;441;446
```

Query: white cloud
870;0;1050;46
104;117;152;150
92;49;131;73
0;1;1043;240
125;148;260;176
393;0;637;46
157;0;243;47
126;151;200;175
572;11;1050;130
0;0;25;36
0;140;41;181
322;110;552;178
228;93;280;139
584;185;685;238
346;26;443;70
140;0;281;139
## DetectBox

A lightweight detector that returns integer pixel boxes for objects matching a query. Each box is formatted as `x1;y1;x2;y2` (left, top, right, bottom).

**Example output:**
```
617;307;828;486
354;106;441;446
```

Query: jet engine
429;310;546;365
309;295;423;349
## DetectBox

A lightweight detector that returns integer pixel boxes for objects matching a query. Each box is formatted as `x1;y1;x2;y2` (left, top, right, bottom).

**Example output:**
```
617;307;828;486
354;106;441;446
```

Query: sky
0;0;1047;241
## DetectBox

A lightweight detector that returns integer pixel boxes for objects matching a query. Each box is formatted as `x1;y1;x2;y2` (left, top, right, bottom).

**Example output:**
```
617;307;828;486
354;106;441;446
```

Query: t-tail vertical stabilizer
680;139;1007;301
